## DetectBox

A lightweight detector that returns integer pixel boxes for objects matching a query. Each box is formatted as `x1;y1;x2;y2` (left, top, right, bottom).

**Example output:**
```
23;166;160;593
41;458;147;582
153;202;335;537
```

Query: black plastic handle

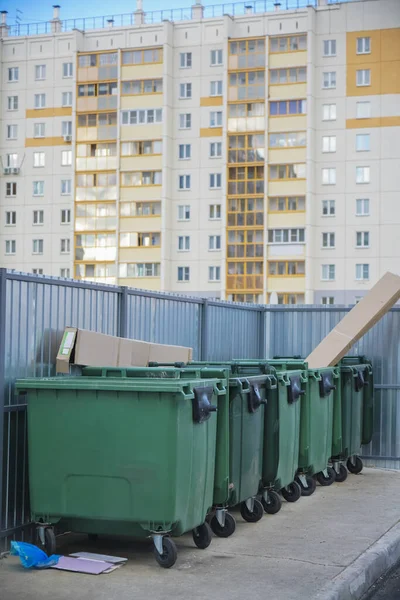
248;382;267;413
287;375;305;404
319;372;336;398
192;386;217;424
355;369;365;392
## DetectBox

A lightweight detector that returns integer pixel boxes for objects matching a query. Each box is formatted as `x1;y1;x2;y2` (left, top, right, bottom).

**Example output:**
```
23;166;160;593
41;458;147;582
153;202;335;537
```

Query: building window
180;52;192;68
32;239;44;254
62;92;73;107
210;49;223;66
269;131;306;149
356;231;370;247
356;101;371;119
178;236;190;251
35;65;46;80
6;182;17;197
209;266;221;282
6;153;18;168
5;240;16;255
7;96;18;110
5;211;16;226
179;113;191;129
269;99;306;116
61;179;72;195
210;111;223;127
356;69;371;87
322;103;336;121
356;198;370;216
179;82;192;99
268;229;305;243
356;134;370;152
121;171;162;186
322;168;336;185
34;123;45;138
121;140;162;156
270;67;306;84
322;71;336;89
210;142;222;158
323;40;336;56
118;262;161;278
62;121;72;136
209;173;222;189
322;200;335;216
356;264;369;280
121;48;162;66
34;93;46;109
356;166;370;184
61;209;71;224
269;35;306;53
121;108;162;125
357;37;371;55
33;210;44;225
60;268;70;278
33;181;44;197
269;164;306;180
120;232;161;247
209;235;221;250
269;196;305;212
63;62;73;78
120;201;160;217
229;70;265;100
209;204;221;220
210;80;223;96
229;166;264;194
322;136;336;153
32;269;44;275
178;205;190;220
177;266;190;281
178;175;191;190
268;261;305;276
322;232;335;248
60;238;70;254
322;264;335;281
33;152;45;168
6;124;18;140
61;150;72;166
321;297;334;305
179;144;191;159
8;67;19;82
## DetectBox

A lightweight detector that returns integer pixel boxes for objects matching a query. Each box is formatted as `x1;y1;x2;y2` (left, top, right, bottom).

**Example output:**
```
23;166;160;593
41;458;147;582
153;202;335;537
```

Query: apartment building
1;0;399;303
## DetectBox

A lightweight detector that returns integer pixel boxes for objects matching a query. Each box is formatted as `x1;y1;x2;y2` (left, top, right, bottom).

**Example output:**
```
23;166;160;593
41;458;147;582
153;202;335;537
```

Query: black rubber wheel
261;490;282;514
154;537;177;569
347;456;363;474
334;464;348;483
88;534;98;541
192;522;212;549
296;475;316;497
240;498;264;523
316;466;336;486
210;512;236;538
44;528;57;556
281;481;302;502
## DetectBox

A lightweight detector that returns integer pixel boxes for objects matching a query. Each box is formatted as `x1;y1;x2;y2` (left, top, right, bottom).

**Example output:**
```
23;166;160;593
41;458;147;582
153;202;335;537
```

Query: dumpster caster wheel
296;475;316;497
334;464;348;483
210;513;236;538
240;498;263;523
347;456;363;474
88;534;98;541
192;522;212;549
261;490;282;515
316;467;336;486
154;537;177;569
281;481;302;503
44;528;57;556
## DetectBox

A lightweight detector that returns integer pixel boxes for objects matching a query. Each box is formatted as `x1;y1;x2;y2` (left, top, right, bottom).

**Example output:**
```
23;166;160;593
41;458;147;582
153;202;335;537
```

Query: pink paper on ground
50;556;113;574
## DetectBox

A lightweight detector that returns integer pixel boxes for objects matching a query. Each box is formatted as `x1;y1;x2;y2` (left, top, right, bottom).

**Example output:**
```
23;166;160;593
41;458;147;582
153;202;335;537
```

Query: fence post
200;299;209;360
118;286;128;338
0;269;8;544
258;308;266;358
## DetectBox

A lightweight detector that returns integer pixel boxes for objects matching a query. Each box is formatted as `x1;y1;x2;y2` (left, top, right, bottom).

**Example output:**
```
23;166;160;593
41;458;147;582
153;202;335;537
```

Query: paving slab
1;468;399;600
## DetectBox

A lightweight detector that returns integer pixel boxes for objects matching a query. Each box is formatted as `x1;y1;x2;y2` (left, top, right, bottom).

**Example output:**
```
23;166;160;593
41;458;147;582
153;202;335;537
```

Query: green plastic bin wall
339;363;373;458
17;375;224;538
340;357;374;447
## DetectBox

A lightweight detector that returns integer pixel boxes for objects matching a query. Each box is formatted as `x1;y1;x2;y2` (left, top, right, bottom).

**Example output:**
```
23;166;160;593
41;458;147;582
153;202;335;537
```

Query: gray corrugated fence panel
206;303;262;361
125;291;202;358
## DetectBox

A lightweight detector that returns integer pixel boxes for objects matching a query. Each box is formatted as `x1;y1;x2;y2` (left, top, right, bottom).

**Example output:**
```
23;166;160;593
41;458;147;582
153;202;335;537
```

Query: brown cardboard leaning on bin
306;271;400;368
56;328;192;374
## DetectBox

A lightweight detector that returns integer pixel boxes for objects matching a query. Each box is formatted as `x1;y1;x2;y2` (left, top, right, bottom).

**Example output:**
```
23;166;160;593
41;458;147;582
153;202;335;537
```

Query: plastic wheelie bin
16;371;225;568
338;357;374;475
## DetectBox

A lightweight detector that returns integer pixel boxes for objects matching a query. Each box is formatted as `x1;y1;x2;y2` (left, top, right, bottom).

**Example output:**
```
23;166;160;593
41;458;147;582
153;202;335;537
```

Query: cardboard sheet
51;556;113;574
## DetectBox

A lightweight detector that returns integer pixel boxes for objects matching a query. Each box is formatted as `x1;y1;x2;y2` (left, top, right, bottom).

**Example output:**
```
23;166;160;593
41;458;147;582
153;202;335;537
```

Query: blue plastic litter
10;541;61;569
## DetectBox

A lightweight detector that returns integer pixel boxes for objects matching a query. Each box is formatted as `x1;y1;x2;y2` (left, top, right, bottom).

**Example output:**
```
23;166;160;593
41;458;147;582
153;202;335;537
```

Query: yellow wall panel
268;51;307;69
268;116;307;132
25;137;66;147
200;127;223;137
120;155;162;171
120;124;163;140
121;64;163;80
200;96;223;107
346;116;400;129
119;247;161;262
346;62;382;96
121;95;163;109
268;180;306;196
120;186;162;201
268;82;307;100
381;61;400;94
346;30;382;65
119;217;162;232
26;107;72;118
267;213;306;228
267;277;305;293
381;28;400;61
268;148;306;163
119;277;161;290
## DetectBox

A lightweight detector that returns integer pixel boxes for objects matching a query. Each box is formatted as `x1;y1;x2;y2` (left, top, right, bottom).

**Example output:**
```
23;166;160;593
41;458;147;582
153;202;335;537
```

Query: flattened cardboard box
56;328;192;373
306;272;400;368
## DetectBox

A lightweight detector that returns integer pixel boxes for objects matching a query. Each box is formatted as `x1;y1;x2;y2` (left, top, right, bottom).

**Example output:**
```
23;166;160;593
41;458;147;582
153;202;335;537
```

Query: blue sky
4;0;217;25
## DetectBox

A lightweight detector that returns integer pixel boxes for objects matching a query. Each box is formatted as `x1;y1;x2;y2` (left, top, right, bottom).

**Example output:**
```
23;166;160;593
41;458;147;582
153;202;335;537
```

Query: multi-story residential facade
0;0;399;304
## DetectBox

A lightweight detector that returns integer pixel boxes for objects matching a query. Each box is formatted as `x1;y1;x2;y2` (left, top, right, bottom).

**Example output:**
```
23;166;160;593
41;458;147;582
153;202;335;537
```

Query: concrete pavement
1;468;400;600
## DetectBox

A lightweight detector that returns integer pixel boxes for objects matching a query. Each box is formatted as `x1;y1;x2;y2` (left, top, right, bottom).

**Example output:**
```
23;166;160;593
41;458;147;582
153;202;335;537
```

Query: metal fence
1;269;399;553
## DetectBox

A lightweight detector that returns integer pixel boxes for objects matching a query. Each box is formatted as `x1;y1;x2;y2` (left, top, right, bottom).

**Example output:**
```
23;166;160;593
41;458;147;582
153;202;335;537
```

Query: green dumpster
17;372;225;568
